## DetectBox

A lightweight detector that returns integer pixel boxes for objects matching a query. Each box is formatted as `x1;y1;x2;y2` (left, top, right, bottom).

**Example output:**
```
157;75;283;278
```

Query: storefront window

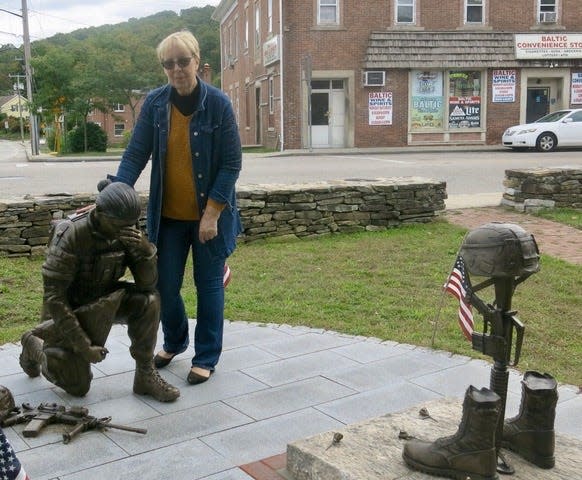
410;71;443;129
448;71;481;128
410;70;484;130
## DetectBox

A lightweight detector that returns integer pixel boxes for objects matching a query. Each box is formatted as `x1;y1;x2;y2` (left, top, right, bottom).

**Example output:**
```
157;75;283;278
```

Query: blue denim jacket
109;79;242;258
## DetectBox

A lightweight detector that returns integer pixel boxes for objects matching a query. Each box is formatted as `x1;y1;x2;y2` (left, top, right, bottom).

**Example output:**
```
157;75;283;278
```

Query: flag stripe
15;469;29;480
444;256;474;342
223;264;232;288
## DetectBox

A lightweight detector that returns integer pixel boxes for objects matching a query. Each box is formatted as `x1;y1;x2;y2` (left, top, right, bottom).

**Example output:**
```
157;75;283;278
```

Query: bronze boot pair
402;385;501;480
502;370;558;469
133;360;180;402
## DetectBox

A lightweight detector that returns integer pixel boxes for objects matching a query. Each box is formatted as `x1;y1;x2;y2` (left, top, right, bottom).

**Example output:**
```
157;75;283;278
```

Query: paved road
1;141;581;208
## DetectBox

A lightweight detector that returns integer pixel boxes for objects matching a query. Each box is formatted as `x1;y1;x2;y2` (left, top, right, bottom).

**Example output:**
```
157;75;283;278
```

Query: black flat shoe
154;351;178;369
187;367;213;385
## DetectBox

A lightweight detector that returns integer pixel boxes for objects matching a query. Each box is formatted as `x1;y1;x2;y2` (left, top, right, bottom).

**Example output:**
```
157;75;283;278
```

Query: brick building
212;0;582;150
87;98;144;146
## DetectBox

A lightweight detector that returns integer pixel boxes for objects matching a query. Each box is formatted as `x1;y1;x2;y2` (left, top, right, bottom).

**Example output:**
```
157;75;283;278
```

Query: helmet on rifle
0;385;15;420
460;222;539;278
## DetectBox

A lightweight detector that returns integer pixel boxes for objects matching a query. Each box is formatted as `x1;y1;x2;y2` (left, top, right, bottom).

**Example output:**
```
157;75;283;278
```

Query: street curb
25;145;508;162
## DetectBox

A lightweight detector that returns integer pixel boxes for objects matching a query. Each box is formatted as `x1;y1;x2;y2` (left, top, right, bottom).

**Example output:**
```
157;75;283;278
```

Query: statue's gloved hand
80;345;109;363
119;226;155;257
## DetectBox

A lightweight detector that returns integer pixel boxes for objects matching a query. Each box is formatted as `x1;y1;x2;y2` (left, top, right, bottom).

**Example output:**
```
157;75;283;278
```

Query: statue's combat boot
133;360;180;402
19;331;44;378
402;385;501;480
501;370;558;469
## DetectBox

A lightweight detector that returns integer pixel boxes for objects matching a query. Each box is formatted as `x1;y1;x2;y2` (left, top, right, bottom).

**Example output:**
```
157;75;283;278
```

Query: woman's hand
199;204;221;243
76;204;96;215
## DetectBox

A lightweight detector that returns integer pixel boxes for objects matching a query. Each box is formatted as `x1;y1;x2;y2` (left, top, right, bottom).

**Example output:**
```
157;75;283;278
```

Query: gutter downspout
278;0;284;152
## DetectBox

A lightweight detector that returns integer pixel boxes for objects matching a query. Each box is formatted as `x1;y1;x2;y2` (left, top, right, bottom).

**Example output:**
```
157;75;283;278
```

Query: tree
31;47;77;151
30;6;222;151
67;43;112;152
90;31;162;128
67;121;107;152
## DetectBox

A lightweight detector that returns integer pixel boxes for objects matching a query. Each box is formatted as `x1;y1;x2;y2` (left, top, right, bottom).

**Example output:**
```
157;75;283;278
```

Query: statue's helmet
460;222;540;278
0;385;15;420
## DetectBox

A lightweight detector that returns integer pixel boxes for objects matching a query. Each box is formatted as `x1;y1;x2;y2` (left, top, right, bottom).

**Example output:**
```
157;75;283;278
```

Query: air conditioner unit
540;11;557;23
364;71;386;87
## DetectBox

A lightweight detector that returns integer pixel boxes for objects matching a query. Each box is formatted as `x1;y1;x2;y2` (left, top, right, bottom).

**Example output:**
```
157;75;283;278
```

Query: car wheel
535;132;557;152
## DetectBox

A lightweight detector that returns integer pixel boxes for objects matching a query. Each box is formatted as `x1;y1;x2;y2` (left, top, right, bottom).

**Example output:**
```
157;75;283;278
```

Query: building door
310;80;345;148
526;88;550;123
329;88;345;147
311;91;329;148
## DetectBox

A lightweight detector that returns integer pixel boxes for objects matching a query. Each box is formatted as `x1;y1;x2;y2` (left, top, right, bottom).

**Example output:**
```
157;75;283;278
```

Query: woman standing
109;30;242;385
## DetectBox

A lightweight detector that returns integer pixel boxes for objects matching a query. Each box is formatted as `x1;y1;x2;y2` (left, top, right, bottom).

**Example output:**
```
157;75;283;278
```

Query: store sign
515;34;582;59
572;73;582;104
492;70;516;103
411;71;443;129
263;35;280;66
449;97;481;128
368;91;393;126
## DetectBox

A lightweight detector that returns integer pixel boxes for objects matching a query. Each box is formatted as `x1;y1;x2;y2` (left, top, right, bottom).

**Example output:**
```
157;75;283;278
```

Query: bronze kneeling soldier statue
20;182;180;402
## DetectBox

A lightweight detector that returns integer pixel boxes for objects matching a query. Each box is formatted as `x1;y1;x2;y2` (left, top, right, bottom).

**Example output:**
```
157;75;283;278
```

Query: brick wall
217;0;582;150
485;69;521;144
355;70;409;147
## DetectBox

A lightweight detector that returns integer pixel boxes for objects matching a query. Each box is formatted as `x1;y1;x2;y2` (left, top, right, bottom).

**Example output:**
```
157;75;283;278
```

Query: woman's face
161;43;200;96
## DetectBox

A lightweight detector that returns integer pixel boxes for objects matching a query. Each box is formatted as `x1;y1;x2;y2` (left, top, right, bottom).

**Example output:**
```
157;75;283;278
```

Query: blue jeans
156;217;225;371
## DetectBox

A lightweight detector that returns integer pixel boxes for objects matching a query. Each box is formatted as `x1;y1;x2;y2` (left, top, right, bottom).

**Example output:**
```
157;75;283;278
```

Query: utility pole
21;0;39;155
1;2;39;155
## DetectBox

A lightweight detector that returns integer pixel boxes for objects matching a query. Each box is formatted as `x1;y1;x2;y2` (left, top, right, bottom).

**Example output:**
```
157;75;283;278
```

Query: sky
0;0;220;46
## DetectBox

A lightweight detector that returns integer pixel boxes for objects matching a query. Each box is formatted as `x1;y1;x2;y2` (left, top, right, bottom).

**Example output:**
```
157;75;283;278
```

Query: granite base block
286;397;581;480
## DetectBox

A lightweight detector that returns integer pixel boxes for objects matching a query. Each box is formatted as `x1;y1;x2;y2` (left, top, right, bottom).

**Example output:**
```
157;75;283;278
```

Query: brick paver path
444;207;582;265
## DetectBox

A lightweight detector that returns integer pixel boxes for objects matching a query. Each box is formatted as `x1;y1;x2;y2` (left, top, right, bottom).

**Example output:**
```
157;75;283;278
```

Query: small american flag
223;264;232;288
445;256;474;342
0;428;29;480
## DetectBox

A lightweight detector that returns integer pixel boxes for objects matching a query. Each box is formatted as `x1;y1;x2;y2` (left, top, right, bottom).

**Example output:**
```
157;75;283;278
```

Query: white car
502;108;582;152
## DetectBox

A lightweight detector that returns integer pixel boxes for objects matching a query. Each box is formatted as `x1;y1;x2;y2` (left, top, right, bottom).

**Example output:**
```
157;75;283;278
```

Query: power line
28;8;96;29
0;30;21;37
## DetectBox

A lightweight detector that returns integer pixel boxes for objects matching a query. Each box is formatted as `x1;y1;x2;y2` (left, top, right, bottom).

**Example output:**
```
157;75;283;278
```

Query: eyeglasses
161;57;193;70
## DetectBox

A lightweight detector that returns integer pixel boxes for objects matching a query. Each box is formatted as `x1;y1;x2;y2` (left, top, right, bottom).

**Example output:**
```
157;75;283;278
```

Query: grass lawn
0;217;580;387
532;207;582;230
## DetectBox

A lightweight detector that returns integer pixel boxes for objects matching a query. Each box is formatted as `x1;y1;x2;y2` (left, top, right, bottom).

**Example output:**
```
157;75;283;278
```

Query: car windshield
534;111;572;123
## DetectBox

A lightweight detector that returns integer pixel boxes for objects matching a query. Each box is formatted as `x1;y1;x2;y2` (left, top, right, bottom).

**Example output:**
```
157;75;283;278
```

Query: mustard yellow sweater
162;105;225;221
162;106;199;220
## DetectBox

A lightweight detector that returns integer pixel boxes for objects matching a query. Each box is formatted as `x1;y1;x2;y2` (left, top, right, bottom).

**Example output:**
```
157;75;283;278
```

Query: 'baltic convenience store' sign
515;34;582;59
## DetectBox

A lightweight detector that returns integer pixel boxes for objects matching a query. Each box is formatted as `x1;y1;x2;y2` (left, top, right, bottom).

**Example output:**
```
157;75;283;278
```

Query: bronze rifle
1;402;147;443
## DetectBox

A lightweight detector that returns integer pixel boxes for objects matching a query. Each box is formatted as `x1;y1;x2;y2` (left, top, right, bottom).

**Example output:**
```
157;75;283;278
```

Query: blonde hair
157;30;200;63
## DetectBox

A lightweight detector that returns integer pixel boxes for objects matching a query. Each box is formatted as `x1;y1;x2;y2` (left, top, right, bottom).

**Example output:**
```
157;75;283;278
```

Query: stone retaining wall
503;168;582;211
0;178;446;258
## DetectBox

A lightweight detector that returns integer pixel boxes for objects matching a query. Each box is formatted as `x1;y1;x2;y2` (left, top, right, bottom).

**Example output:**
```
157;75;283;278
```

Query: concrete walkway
1;206;580;480
2;320;580;480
